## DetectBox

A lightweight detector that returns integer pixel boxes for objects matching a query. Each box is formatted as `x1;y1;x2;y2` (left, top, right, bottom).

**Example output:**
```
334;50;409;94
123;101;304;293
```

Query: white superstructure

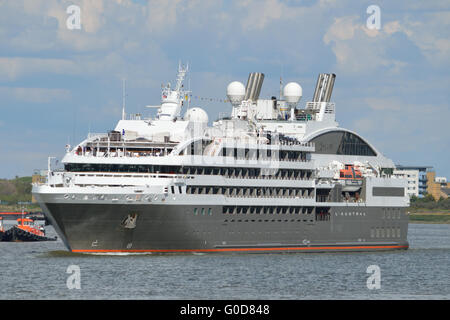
32;65;410;253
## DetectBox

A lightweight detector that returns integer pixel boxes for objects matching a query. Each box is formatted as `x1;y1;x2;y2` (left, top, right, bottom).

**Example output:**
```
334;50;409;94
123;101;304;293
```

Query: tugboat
3;214;57;242
0;217;5;241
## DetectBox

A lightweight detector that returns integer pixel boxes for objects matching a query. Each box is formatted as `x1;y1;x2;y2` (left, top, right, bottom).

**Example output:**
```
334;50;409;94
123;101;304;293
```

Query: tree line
410;194;450;210
0;176;32;204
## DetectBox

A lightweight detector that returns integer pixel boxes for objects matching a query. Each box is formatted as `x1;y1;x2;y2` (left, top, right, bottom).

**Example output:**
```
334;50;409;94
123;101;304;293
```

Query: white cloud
238;0;308;31
145;0;181;32
351;102;450;158
0;0;448;178
0;57;78;80
80;0;105;33
0;86;71;103
325;11;450;70
323;15;409;74
400;12;450;66
364;97;404;111
44;0;105;34
323;16;360;44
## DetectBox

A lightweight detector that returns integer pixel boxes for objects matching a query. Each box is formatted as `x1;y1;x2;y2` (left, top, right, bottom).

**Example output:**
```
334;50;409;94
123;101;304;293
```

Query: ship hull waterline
37;201;409;254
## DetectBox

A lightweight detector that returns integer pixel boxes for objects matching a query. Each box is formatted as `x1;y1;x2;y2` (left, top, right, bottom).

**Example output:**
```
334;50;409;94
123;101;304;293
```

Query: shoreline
409;211;450;224
2;207;450;223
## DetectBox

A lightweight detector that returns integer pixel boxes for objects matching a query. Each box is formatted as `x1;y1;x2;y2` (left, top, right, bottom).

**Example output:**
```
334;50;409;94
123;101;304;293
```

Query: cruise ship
32;64;409;253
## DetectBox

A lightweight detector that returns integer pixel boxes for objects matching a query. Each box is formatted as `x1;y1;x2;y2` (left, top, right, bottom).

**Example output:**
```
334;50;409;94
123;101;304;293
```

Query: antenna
279;76;282;100
279;64;283;100
122;79;126;120
175;62;188;92
188;69;191;109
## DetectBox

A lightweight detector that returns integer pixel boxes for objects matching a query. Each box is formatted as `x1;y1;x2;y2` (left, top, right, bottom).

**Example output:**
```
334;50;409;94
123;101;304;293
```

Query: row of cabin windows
193;208;213;216
382;208;402;219
64;163;314;180
178;139;213;156
222;168;313;179
169;185;184;194
178;137;309;158
187;186;315;198
218;148;308;162
370;227;401;238
222;206;331;222
316;207;331;221
224;219;314;223
191;206;331;222
222;206;315;215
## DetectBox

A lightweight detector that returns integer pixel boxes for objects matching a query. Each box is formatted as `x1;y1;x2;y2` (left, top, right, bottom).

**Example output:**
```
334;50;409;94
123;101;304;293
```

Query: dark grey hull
40;202;409;253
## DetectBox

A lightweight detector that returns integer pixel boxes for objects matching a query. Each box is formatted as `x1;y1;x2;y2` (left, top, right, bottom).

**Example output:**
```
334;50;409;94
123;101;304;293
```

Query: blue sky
0;0;449;179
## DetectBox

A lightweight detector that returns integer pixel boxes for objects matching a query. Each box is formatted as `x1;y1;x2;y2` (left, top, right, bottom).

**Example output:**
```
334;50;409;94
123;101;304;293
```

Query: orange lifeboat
339;164;363;192
339;164;362;180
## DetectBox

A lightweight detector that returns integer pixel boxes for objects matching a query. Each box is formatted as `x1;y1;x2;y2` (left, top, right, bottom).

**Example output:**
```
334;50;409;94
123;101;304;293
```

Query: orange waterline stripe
72;245;408;253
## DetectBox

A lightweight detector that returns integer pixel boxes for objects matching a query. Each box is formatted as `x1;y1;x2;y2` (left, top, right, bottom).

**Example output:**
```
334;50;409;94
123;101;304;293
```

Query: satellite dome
283;82;302;104
184;107;209;123
226;81;245;104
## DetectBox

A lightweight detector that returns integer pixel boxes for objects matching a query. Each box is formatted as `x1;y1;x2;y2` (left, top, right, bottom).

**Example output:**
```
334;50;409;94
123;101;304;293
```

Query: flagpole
122;79;126;120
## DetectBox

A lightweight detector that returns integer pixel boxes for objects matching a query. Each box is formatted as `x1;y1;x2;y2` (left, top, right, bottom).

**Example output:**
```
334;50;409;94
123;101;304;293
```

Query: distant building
426;171;450;200
32;170;47;203
393;169;419;198
395;165;433;198
442;188;450;198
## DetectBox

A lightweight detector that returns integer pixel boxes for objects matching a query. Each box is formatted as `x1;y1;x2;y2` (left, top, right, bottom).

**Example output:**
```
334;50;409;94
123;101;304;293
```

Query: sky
0;0;449;179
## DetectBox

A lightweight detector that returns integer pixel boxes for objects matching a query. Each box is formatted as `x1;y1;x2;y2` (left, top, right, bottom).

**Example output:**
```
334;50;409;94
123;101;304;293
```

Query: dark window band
373;187;404;197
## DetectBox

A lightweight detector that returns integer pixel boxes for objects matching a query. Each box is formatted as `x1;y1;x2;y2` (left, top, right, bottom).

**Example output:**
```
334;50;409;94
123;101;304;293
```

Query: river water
0;223;449;300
